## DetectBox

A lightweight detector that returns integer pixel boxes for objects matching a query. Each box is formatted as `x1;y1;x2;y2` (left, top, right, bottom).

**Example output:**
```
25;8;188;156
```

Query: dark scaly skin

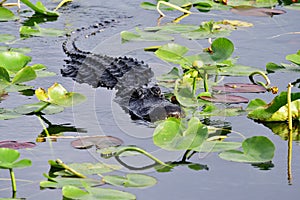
61;21;183;122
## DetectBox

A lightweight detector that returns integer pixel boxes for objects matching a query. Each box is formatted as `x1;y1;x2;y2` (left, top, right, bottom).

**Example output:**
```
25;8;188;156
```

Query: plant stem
249;71;271;86
115;146;170;167
55;159;86;178
287;83;293;130
156;1;192;17
203;72;209;93
34;102;51;113
9;168;17;192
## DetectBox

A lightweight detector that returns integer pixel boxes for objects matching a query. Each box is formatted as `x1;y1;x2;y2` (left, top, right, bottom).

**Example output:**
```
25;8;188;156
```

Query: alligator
61;20;183;122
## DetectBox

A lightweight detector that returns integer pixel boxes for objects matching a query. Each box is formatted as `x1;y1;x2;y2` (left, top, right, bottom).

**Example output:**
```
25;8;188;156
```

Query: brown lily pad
71;136;123;149
212;83;267;93
0;140;36;149
200;94;249;103
231;6;286;17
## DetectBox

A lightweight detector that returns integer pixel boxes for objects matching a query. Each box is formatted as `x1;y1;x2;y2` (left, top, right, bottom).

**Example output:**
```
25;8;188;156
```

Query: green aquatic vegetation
267;50;300;73
0;51;31;73
248;91;300;122
0;141;36;149
0;34;15;43
0;148;32;192
103;173;157;188
20;0;59;16
0;6;18;21
219;136;275;163
20;22;66;37
70;135;123;149
62;185;136;200
153;117;208;150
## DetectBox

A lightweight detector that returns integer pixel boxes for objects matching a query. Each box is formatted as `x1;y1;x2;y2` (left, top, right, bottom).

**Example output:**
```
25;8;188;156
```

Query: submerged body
61;21;182;122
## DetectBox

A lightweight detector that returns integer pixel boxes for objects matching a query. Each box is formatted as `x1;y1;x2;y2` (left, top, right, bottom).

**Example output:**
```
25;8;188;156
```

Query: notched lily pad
231;6;286;16
212;83;266;93
71;136;123;149
200;94;249;103
103;173;157;188
0;141;36;149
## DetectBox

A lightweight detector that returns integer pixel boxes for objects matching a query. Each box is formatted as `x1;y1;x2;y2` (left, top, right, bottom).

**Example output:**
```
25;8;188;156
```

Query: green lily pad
35;83;86;107
248;91;300;121
155;43;190;65
262;122;300;141
31;64;56;77
0;34;15;43
20;23;65;37
20;0;59;16
14;101;64;115
0;7;17;21
197;141;242;152
103;173;157;188
0;108;22;120
62;185;136;200
210;37;234;62
54;162;121;176
230;6;286;16
219;136;275;163
286;50;300;65
71;136;123;149
121;28;174;42
11;66;37;84
0;51;31;72
0;148;31;169
40;174;103;189
153;117;208;151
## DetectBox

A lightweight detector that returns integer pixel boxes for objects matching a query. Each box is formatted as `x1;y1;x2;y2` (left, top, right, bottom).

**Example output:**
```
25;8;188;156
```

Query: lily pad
212;83;266;93
40;174;103;189
62;185;136;200
0;148;31;169
14;101;64;115
20;0;59;16
0;141;36;149
0;7;17;21
153;117;208;151
0;108;22;120
219;136;275;163
71;136;123;149
54;162;122;176
197;141;242;153
231;6;286;16
121;28;173;42
286;50;300;65
103;173;157;188
155;43;190;65
210;37;234;62
200;94;249;103
262;122;300;141
20;23;65;37
0;34;15;43
0;51;31;72
35;83;86;107
248;91;300;121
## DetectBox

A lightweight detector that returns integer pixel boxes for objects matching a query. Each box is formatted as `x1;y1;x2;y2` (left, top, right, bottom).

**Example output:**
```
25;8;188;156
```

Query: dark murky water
0;0;300;199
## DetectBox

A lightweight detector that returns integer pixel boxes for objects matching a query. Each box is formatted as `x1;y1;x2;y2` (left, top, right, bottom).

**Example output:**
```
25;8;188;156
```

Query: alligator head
127;86;183;122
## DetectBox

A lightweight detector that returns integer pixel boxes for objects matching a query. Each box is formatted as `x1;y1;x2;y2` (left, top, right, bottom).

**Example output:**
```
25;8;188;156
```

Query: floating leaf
20;0;59;16
231;6;286;16
0;51;31;72
200;94;249;103
20;23;65;37
210;37;234;62
155;43;190;65
121;28;173;42
62;185;136;200
0;141;36;149
103;173;157;188
35;83;86;107
0;148;31;169
40;174;103;189
54;162;121;176
0;7;17;21
14;101;64;115
262;122;300;141
286;50;300;65
11;66;37;84
71;136;123;149
197;141;242;152
219;136;275;163
0;108;22;120
31;64;56;77
248;91;300;121
0;34;15;43
212;83;266;93
153;117;208;151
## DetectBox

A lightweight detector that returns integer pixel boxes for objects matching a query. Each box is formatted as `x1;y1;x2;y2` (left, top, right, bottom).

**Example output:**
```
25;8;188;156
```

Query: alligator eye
150;86;161;97
132;88;144;99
